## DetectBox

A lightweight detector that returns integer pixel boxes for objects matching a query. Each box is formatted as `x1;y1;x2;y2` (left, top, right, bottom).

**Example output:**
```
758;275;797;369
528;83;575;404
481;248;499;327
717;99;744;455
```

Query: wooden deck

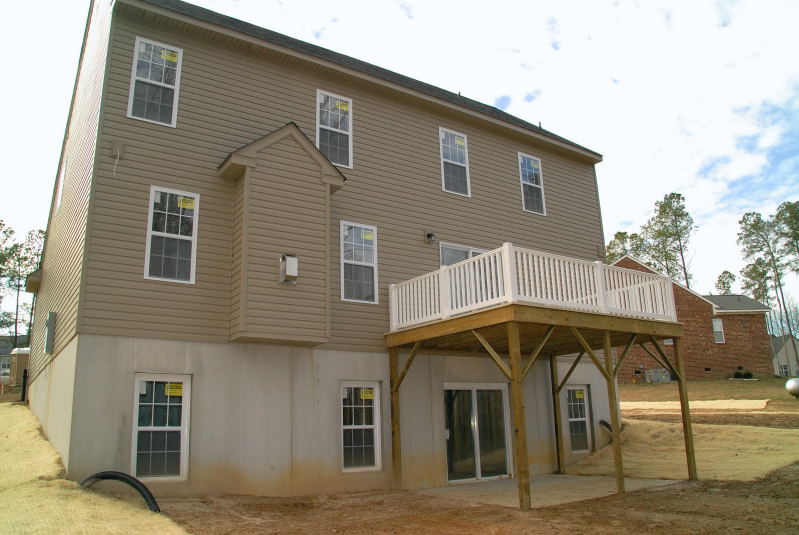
385;284;696;511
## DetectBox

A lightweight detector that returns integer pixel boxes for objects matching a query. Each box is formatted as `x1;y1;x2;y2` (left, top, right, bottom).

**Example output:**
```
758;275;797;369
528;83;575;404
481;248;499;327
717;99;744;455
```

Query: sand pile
0;403;188;534
567;419;799;481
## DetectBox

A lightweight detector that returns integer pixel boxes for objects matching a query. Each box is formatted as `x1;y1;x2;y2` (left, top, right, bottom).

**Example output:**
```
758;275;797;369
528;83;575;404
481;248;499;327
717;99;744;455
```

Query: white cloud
2;0;799;301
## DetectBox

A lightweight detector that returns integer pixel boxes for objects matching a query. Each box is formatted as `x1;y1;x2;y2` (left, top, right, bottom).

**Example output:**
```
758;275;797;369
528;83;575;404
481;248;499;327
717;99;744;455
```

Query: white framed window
127;37;183;127
566;386;591;453
341;381;381;472
340;221;378;303
663;338;674;345
132;373;191;481
778;364;789;377
518;153;546;215
439;127;470;196
317;90;353;168
712;318;725;343
145;186;199;284
439;242;488;267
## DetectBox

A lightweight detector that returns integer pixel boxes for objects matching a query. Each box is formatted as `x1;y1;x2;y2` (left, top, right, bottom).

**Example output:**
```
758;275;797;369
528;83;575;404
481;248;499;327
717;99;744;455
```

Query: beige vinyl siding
79;8;603;350
232;137;328;342
230;175;245;336
28;1;112;381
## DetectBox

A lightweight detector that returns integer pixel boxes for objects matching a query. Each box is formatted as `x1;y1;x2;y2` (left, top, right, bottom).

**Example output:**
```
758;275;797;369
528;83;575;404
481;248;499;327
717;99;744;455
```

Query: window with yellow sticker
317;89;353;167
145;185;199;283
128;37;183;127
340;221;378;303
341;382;381;471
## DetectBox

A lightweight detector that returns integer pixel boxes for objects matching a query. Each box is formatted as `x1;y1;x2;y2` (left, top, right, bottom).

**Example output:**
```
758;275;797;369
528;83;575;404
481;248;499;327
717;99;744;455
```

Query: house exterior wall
614;257;772;381
28;0;113;384
75;5;604;352
56;334;594;496
29;0;613;498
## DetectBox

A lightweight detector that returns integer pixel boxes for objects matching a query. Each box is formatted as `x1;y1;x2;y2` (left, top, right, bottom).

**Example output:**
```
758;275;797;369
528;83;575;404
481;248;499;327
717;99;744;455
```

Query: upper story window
519;153;546;215
317;90;353;168
440;242;488;266
127;37;183;127
439;128;470;196
712;318;725;344
145;186;199;284
340;221;377;303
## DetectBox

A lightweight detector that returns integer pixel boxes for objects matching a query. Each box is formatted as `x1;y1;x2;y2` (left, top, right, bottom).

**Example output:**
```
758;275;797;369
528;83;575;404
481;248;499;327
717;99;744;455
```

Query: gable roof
703;294;770;313
771;334;799;354
218;122;346;192
128;0;602;163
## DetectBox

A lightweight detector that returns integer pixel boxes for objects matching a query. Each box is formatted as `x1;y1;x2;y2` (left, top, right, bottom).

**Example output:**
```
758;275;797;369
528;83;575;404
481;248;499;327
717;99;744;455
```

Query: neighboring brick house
613;256;772;381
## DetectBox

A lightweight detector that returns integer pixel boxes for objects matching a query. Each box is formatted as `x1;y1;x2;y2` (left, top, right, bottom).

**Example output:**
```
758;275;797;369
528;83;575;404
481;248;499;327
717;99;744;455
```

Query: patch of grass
619;377;798;404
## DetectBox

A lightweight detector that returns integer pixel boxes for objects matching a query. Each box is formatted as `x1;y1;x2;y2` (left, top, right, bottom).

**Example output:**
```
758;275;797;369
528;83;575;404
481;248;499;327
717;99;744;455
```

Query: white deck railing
389;243;676;331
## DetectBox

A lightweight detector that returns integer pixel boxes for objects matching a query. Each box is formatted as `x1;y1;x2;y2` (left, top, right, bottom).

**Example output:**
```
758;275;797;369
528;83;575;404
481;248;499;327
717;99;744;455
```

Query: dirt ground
163;390;799;535
162;463;799;535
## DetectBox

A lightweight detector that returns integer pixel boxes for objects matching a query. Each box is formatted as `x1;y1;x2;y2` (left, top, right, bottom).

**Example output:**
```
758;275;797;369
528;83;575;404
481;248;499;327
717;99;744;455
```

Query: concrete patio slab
419;475;678;508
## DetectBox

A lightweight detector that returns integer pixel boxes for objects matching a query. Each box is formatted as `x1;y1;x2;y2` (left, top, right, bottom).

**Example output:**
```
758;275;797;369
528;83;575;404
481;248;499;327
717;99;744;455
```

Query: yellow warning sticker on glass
360;388;374;400
336;101;349;111
455;137;465;146
575;390;584;399
165;383;183;397
178;197;195;210
362;230;374;240
161;49;178;62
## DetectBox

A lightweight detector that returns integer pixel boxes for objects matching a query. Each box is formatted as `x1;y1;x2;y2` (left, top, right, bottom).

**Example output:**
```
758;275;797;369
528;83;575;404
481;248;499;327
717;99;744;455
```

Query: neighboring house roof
131;0;602;163
609;255;719;308
771;334;799;354
702;294;770;313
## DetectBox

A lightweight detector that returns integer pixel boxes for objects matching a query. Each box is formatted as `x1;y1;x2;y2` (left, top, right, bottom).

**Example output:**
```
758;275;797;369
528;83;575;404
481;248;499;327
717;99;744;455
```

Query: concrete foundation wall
27;336;79;469
59;334;608;496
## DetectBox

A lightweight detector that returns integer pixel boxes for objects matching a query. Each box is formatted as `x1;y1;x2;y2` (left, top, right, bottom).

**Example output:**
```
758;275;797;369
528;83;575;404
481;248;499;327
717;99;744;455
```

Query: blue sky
1;0;798;307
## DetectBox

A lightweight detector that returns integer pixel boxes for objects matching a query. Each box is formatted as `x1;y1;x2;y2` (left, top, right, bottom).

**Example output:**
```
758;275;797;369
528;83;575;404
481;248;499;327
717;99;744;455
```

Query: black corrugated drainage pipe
80;471;161;513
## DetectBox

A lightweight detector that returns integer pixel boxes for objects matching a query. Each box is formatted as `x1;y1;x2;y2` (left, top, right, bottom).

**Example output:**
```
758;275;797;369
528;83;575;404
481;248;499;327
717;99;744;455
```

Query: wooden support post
508;322;532;511
674;338;698;481
603;331;625;494
389;348;402;489
549;355;565;474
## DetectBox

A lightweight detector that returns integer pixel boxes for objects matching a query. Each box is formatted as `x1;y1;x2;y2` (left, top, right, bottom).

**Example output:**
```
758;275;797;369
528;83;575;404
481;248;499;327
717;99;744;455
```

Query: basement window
127;37;183;127
341;382;381;471
132;374;191;480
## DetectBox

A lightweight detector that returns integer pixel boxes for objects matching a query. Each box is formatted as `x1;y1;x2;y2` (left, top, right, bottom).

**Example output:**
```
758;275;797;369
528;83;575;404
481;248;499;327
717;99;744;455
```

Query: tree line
605;196;799;366
0;220;44;349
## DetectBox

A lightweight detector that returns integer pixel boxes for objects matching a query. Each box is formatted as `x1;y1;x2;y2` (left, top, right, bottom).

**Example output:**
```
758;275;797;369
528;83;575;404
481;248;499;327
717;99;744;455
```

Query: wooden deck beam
522;325;555;380
471;329;512;380
603;331;625;494
613;334;638;377
674;338;698;481
549;355;566;474
508;322;532;511
392;341;422;393
389;348;401;488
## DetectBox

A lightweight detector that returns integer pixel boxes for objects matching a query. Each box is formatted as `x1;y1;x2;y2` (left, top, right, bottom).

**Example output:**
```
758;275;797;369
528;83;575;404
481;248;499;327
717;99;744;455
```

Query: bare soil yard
162;463;799;535
164;378;799;535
